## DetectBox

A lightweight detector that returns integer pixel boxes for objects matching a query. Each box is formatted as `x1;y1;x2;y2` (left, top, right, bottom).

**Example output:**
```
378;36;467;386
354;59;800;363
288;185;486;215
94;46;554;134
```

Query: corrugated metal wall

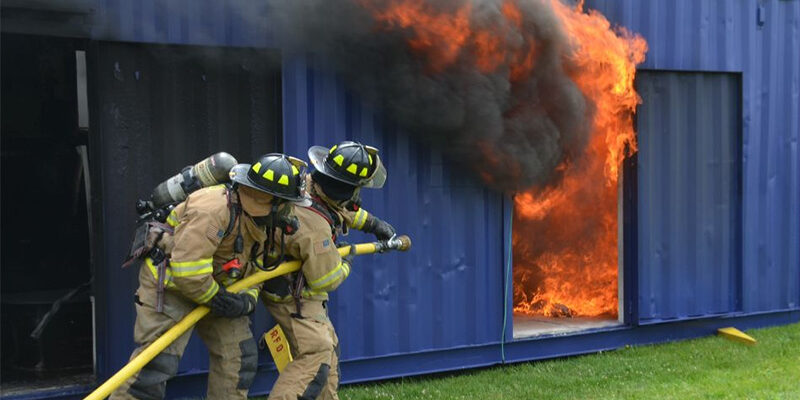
280;55;506;360
77;0;800;381
90;0;273;48
635;71;742;322
88;43;507;379
3;0;798;396
588;0;800;317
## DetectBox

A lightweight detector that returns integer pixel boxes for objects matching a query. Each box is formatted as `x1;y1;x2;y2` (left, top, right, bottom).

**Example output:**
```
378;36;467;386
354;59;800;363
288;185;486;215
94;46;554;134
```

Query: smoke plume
269;0;593;192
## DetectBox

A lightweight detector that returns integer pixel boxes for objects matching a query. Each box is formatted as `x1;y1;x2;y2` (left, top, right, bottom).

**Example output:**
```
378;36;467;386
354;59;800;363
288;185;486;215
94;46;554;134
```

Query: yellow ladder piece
717;327;757;345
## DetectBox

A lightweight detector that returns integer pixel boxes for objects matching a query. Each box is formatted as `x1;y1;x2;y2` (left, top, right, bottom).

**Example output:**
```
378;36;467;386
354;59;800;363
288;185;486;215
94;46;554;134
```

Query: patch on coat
206;225;224;243
313;238;333;254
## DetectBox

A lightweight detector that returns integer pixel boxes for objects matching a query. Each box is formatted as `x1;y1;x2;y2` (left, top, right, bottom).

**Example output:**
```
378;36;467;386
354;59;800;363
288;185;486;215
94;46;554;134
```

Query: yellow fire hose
85;236;411;400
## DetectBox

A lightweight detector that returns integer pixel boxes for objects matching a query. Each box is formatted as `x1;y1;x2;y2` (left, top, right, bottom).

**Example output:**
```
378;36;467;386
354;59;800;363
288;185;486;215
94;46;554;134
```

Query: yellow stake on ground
717;327;757;345
84;237;411;400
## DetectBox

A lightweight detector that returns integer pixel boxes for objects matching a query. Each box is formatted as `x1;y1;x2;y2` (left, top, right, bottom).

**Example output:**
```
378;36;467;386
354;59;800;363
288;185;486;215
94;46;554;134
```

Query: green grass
336;323;800;400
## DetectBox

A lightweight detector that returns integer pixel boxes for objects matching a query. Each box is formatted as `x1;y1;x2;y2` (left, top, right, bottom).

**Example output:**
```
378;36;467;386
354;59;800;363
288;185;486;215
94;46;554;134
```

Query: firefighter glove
363;216;396;241
208;289;256;318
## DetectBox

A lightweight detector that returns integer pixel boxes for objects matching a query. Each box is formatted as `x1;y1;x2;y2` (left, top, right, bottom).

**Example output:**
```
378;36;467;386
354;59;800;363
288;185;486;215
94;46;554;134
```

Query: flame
359;0;647;317
553;1;647;179
365;0;473;72
361;0;543;78
513;1;646;318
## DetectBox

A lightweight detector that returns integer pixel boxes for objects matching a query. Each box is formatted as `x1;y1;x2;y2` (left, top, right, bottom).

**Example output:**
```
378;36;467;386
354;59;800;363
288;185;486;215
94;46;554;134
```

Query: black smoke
268;0;592;192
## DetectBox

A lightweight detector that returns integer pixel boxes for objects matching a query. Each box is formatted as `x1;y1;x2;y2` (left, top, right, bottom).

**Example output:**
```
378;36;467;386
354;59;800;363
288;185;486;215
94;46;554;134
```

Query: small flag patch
314;239;332;254
206;226;224;243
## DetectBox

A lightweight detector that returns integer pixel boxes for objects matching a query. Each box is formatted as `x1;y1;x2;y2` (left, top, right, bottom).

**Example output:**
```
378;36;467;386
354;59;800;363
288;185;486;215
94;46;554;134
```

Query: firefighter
111;153;308;400
262;141;392;400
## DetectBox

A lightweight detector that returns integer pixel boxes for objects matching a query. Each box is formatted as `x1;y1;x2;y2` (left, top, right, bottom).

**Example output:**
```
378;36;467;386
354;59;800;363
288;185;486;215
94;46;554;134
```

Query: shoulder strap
224;185;242;238
304;197;337;228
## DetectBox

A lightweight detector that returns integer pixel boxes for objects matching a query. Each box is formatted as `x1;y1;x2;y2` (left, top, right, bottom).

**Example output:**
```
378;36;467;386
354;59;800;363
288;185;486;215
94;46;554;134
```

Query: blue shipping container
0;0;797;399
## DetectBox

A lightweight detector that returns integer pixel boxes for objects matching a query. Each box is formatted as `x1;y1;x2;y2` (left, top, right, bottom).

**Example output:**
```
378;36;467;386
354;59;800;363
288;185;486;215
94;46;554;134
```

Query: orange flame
513;1;646;318
362;0;543;78
366;0;473;72
360;0;647;317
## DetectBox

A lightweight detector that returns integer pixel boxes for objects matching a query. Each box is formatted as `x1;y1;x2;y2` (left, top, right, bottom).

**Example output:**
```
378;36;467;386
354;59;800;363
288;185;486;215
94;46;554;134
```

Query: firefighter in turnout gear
111;153;308;400
262;141;393;400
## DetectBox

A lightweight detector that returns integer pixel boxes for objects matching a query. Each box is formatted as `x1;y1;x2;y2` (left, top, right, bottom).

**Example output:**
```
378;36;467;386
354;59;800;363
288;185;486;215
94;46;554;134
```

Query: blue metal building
0;0;797;399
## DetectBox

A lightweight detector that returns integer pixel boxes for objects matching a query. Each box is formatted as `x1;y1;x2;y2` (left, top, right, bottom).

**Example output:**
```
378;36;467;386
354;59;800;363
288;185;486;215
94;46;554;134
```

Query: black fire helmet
229;153;309;203
307;141;387;189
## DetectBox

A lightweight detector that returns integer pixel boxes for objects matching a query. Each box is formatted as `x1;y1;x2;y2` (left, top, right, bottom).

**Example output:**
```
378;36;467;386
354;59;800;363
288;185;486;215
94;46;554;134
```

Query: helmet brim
229;164;308;204
362;157;386;189
308;146;386;189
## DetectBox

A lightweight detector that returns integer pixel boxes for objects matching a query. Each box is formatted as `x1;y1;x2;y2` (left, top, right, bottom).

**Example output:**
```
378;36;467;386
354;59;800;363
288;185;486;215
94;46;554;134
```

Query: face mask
313;170;357;201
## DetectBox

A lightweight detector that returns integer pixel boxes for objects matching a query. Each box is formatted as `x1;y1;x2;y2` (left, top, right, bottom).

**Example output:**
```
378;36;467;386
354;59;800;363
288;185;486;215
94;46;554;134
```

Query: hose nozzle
343;235;412;256
387;235;412;251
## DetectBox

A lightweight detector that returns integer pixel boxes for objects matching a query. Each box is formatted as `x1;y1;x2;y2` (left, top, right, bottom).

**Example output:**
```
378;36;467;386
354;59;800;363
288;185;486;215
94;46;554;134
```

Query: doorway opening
511;124;627;339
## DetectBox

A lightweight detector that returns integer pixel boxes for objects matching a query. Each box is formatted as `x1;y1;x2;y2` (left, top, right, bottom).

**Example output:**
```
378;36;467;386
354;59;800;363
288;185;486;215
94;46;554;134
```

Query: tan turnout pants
110;290;257;400
263;297;340;400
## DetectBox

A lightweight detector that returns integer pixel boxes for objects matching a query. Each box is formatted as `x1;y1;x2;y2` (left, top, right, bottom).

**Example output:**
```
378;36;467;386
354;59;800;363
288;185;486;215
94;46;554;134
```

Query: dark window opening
1;34;95;394
1;36;283;395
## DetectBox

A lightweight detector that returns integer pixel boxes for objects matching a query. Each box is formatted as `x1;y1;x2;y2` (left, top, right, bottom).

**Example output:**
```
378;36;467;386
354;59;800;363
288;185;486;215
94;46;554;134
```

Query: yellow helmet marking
263;169;275;181
360;167;369;177
368;154;373;165
252;162;262;173
278;175;289;186
329;145;338;154
333;154;344;166
292;165;300;176
347;163;358;174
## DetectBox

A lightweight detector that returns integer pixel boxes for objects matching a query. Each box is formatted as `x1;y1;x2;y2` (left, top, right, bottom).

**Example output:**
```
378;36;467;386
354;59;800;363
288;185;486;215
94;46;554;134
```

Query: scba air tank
151;152;238;208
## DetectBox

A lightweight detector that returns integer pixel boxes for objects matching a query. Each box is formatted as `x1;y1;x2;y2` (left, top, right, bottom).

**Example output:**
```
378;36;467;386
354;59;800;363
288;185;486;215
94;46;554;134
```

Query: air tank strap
224;185;243;239
180;166;203;194
304;196;340;240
